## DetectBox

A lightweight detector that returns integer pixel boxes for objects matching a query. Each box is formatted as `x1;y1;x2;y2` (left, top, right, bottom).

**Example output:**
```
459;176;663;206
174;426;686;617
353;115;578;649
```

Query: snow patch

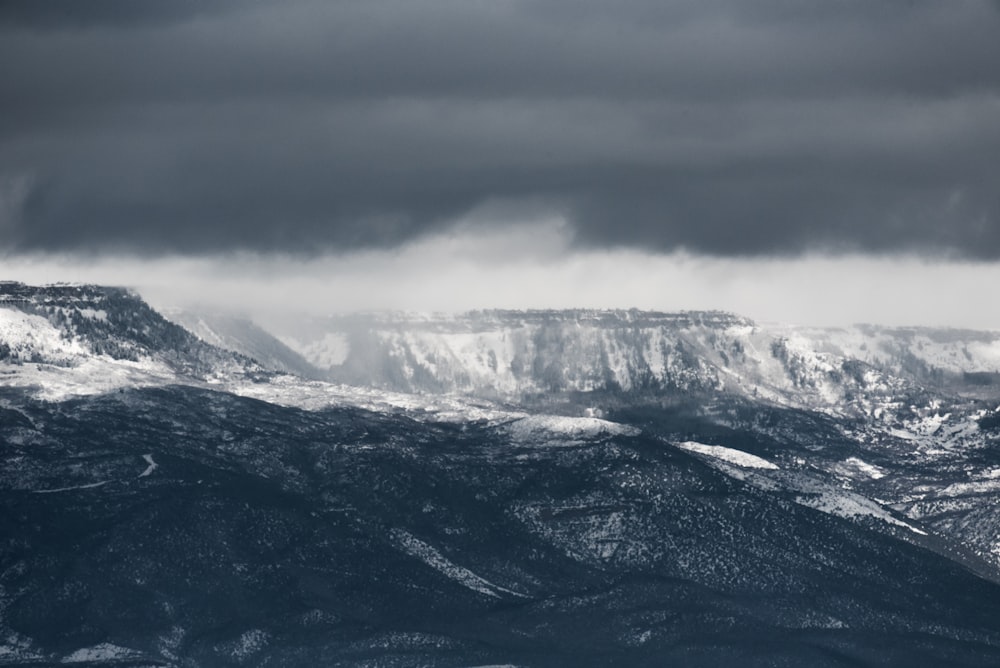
936;479;1000;497
0;353;177;402
228;374;517;424
33;481;109;494
0;307;89;364
77;308;108;322
794;490;927;536
232;629;268;660
841;457;886;480
282;332;350;368
391;529;527;599
675;441;779;470
61;643;142;663
139;453;158;478
0;642;42;662
506;415;640;442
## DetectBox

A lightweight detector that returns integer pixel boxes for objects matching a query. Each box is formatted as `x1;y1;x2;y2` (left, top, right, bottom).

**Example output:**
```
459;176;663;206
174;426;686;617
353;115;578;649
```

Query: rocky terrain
2;282;1000;666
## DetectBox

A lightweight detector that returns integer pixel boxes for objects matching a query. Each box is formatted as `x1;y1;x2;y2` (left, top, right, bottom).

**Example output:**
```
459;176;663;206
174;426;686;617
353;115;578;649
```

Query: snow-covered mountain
0;282;264;398
273;309;1000;410
163;308;321;379
4;282;1000;666
264;309;1000;577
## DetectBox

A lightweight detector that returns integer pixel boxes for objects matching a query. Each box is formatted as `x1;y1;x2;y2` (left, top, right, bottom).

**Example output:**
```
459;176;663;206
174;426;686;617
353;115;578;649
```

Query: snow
32;481;109;494
675;441;779;470
139;454;158;478
840;457;886;480
0;354;177;401
506;415;640;442
671;441;930;537
794;490;928;536
0;305;178;401
186;316;228;348
227;373;518;424
61;643;141;663
280;312;1000;415
0;307;89;364
936;479;1000;497
281;332;350;368
0;644;42;662
77;308;108;322
232;629;268;660
391;529;527;599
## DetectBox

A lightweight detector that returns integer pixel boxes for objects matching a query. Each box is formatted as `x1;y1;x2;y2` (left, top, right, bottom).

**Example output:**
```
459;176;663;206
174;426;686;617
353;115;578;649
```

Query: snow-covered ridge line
793;490;929;536
675;441;779;470
1;282;265;395
269;306;1000;415
309;308;753;330
672;441;932;538
506;415;640;440
0;281;135;303
6;280;1000;434
390;529;529;599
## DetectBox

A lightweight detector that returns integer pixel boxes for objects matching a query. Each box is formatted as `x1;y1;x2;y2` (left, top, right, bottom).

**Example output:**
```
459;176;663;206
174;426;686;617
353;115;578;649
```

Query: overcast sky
2;0;999;326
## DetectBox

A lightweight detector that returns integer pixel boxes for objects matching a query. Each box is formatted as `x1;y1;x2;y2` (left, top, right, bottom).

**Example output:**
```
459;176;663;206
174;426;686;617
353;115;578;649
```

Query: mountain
4;386;1000;667
0;282;265;397
3;283;1000;666
272;310;1000;577
274;309;1000;406
162;308;322;379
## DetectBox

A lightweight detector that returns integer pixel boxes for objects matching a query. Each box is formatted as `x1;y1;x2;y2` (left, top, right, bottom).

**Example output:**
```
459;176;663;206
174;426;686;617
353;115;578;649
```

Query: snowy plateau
2;281;1000;666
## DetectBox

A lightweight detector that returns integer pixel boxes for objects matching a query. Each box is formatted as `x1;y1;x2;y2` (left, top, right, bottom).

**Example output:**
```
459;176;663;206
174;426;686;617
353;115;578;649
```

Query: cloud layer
2;0;999;257
9;220;1000;329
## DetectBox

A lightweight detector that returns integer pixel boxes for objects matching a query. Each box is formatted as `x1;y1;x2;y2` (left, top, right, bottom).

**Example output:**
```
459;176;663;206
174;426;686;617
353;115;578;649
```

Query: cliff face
0;282;266;403
275;310;1000;413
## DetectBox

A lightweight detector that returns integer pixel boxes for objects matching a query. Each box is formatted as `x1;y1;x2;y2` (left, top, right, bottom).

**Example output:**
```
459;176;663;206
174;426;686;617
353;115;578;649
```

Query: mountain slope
256;308;1000;579
0;282;264;398
4;283;1000;665
3;385;1000;667
163;309;322;379
273;309;1000;412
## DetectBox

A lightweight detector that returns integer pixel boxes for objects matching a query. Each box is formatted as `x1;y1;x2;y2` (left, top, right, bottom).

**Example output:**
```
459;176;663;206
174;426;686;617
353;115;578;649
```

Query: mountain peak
0;280;260;386
0;280;136;302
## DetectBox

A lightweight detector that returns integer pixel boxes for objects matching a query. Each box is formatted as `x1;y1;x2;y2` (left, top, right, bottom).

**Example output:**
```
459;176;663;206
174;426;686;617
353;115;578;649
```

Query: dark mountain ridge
3;386;1000;667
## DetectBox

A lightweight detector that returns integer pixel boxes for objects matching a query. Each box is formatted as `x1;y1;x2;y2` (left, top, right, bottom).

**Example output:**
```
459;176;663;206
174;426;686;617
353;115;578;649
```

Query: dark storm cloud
0;0;251;29
1;0;999;257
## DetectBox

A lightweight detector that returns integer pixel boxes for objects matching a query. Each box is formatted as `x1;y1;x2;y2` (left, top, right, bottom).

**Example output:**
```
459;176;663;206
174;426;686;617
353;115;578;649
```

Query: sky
2;0;999;327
